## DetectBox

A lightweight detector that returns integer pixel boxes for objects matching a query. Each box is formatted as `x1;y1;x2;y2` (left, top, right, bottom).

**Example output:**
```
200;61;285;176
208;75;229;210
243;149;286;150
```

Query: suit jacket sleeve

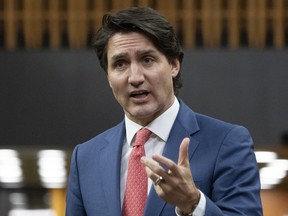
66;145;87;216
203;125;262;215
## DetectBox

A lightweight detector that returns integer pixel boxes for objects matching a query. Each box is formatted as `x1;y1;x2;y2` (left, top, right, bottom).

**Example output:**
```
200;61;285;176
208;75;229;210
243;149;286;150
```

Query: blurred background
0;0;288;215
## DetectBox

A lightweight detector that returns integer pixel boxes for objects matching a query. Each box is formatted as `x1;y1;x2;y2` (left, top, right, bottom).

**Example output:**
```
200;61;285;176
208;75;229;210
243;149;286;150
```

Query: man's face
107;32;180;126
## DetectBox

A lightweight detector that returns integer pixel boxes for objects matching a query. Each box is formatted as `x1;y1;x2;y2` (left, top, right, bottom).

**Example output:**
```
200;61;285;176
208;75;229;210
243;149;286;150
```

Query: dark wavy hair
92;7;184;94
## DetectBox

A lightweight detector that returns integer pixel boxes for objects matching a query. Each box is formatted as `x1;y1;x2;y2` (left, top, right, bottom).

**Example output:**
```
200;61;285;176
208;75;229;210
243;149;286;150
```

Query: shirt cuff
175;190;206;216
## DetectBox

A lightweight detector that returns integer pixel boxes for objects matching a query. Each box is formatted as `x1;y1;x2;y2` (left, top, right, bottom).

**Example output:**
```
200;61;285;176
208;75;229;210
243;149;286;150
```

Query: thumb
178;137;190;167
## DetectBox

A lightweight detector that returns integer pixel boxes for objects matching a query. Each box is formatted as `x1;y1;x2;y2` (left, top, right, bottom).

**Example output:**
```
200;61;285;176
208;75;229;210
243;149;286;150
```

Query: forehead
107;32;157;57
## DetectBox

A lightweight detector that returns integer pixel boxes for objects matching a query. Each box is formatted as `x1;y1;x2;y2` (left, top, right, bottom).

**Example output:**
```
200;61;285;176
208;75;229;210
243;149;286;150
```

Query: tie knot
134;128;152;147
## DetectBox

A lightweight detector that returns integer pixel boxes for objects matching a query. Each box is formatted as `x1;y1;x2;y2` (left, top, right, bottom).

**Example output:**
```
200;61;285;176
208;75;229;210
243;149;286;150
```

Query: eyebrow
110;49;158;62
135;49;158;57
110;52;129;63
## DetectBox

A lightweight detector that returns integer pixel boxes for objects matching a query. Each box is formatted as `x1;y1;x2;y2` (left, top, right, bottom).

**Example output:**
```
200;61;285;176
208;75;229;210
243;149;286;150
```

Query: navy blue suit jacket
66;100;262;215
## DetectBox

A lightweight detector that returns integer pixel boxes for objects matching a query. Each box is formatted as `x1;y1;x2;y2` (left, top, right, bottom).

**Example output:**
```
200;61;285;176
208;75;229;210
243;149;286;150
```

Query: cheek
108;78;113;89
108;76;125;95
108;74;118;88
151;77;172;97
158;70;174;86
107;77;118;95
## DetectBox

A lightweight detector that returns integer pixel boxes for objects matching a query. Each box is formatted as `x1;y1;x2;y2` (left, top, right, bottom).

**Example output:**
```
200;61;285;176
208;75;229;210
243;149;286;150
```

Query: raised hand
141;138;200;214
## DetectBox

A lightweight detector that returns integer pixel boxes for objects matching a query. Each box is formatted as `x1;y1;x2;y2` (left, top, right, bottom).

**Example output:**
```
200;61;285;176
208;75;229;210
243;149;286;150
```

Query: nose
128;63;144;86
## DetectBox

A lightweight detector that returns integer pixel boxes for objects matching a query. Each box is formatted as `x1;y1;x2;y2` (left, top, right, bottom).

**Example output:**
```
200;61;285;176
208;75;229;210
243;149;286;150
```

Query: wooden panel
212;0;222;47
111;0;133;10
273;0;285;49
67;0;88;49
202;0;223;47
227;0;240;48
91;0;107;33
257;0;267;48
182;0;197;48
156;0;178;31
50;188;66;216
261;188;288;216
247;0;267;48
0;0;287;50
202;0;212;47
23;0;44;49
137;0;152;7
3;0;17;50
247;0;256;47
48;0;61;50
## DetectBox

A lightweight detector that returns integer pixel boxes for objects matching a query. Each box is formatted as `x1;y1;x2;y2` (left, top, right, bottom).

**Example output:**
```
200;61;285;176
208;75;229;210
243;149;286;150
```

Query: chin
133;109;161;121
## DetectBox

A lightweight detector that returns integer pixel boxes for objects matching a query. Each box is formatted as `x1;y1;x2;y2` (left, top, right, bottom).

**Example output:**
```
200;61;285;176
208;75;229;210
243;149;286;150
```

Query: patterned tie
122;128;152;216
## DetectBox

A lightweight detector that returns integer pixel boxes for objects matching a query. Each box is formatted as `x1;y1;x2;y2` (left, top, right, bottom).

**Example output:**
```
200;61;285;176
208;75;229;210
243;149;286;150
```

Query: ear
170;58;180;78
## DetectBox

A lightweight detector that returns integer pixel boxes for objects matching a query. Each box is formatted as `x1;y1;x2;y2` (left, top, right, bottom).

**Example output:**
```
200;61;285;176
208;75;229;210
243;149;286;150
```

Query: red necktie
122;128;152;216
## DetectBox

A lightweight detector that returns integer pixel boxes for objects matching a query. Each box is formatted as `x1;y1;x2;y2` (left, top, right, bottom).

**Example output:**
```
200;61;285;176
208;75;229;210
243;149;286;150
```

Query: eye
142;56;155;66
113;60;128;71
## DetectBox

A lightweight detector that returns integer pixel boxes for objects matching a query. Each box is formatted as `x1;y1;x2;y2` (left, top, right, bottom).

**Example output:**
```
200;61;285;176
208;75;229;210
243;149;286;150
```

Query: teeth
131;91;147;97
132;91;146;95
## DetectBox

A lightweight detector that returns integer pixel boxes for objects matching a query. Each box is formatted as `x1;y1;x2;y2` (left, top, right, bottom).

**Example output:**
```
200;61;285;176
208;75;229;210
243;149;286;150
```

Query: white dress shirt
120;97;206;216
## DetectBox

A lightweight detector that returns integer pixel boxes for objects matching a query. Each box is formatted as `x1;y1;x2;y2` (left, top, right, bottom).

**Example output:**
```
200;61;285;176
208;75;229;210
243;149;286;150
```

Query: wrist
176;205;196;216
180;204;197;216
178;190;200;215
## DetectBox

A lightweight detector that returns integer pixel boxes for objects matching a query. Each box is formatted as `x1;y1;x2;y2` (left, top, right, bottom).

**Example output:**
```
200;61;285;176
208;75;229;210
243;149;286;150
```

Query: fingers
141;137;191;181
152;154;180;177
178;137;190;166
154;176;164;186
152;137;191;177
141;137;198;209
141;156;168;182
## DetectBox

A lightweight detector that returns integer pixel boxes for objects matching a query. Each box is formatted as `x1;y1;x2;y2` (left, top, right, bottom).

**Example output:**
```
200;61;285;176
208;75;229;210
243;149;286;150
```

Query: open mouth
130;90;149;98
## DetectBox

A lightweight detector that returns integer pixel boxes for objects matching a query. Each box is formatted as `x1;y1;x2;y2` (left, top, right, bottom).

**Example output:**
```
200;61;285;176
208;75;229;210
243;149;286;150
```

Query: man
66;7;262;216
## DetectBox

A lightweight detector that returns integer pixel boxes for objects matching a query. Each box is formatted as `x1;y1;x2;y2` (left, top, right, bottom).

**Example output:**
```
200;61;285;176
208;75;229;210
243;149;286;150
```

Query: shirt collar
125;97;180;146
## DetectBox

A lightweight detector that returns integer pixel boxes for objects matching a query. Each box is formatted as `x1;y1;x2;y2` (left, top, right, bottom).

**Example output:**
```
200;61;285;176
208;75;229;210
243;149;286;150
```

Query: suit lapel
99;122;125;216
144;101;200;216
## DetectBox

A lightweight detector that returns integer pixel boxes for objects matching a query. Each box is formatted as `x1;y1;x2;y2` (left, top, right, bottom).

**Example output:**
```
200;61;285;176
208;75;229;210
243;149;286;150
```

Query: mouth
129;90;150;100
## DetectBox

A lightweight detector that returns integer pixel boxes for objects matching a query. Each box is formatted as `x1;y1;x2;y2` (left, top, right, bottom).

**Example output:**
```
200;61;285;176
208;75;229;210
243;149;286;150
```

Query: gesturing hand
141;138;200;214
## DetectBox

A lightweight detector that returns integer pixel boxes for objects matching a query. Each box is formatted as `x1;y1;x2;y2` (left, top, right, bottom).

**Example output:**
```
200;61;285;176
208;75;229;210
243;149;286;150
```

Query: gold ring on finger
154;176;163;186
